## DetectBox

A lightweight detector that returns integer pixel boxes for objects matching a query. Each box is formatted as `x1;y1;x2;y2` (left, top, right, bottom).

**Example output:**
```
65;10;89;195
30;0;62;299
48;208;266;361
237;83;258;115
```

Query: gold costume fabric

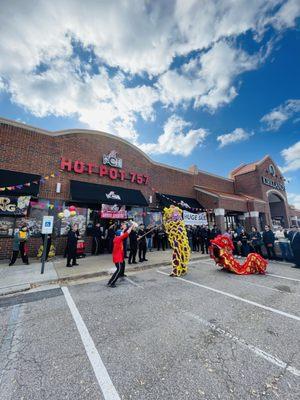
163;206;191;276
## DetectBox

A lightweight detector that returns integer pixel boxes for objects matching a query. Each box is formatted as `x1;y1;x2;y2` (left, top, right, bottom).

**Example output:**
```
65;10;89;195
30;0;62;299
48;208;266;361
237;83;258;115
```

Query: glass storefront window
26;199;50;237
60;207;87;236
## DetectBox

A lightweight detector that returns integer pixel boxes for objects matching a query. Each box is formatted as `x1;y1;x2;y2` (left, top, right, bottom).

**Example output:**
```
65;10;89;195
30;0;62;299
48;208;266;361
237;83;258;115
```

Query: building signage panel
0;196;30;216
60;157;150;185
183;210;208;225
100;204;127;219
261;176;285;192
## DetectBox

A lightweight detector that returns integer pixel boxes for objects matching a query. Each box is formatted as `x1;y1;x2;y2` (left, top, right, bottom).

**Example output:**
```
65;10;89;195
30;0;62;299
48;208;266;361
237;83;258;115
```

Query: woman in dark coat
66;224;79;267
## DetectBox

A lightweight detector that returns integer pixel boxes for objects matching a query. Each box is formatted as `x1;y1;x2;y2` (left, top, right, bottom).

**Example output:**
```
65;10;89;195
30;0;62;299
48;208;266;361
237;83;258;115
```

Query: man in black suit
137;224;148;262
128;224;138;264
66;224;79;267
288;226;300;268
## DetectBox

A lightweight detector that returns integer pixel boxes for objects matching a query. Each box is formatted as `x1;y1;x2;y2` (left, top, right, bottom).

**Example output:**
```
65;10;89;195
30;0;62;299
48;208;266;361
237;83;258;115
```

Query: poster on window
183;210;208;225
127;207;144;225
101;204;127;219
144;211;162;227
0;196;30;216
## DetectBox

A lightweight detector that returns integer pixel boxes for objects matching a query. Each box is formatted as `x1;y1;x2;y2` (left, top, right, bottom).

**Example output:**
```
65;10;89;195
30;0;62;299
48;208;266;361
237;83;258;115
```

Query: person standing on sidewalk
275;226;292;262
9;224;30;266
146;225;153;252
288;226;300;268
263;225;276;260
66;224;79;267
107;224;134;288
138;224;148;262
128;224;138;264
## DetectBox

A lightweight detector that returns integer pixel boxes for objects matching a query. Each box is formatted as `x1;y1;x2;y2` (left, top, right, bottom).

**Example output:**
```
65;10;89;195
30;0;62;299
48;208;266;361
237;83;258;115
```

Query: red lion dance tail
209;235;268;275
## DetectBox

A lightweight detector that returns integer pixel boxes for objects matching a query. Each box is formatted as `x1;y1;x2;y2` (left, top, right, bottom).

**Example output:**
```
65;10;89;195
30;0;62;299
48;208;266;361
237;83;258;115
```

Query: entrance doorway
267;191;288;228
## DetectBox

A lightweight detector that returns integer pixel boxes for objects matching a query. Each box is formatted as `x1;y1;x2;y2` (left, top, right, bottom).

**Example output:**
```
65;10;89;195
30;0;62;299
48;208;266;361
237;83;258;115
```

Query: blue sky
0;0;299;206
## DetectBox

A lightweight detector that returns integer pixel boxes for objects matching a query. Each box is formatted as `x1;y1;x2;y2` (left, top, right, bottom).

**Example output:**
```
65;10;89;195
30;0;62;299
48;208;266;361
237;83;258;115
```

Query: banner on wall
0;196;30;216
101;204;127;219
183;210;207;226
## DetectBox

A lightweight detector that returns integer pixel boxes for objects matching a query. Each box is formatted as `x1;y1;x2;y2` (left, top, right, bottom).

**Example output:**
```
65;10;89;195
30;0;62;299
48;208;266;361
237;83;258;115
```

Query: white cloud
0;1;300;152
287;193;300;210
270;0;300;29
217;128;254;148
281;141;300;172
261;99;300;131
139;115;208;156
157;41;260;110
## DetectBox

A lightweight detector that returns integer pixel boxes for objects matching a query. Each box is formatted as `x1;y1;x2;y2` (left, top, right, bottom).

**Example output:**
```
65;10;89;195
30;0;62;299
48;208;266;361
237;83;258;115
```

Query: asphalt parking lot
0;259;299;400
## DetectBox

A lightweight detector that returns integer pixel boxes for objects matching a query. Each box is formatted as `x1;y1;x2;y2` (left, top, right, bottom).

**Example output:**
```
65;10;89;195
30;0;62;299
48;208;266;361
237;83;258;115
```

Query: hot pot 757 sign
60;151;150;185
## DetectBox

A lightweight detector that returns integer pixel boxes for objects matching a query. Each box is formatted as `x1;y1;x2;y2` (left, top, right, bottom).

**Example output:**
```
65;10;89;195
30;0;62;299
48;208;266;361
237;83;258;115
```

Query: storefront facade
1;117;300;259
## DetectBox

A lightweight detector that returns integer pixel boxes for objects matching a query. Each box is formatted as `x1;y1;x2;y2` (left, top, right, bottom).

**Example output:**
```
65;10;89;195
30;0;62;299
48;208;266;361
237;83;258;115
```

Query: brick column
244;211;260;231
214;208;225;232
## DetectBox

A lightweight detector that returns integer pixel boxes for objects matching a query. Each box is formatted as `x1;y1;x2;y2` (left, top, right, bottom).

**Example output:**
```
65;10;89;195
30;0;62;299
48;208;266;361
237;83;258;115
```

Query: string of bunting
0;171;60;191
151;188;213;213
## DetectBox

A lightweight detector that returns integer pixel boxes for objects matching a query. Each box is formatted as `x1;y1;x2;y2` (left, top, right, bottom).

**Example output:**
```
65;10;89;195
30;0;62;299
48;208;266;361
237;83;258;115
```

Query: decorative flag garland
151;187;214;213
0;171;60;192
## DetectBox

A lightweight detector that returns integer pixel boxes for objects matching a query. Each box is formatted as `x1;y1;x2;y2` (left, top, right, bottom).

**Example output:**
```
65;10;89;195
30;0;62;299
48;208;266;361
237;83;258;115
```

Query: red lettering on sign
136;174;143;184
61;157;150;185
119;170;126;181
99;165;108;177
109;168;118;180
60;157;72;171
87;163;96;174
130;172;136;183
74;160;85;174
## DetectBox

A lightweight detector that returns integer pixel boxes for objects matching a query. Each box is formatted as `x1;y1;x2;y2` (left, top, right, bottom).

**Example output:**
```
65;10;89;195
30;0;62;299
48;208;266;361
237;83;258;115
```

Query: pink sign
100;204;127;219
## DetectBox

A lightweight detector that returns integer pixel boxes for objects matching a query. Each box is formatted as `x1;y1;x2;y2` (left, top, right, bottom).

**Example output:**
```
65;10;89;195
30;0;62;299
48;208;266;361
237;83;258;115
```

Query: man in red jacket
107;224;133;288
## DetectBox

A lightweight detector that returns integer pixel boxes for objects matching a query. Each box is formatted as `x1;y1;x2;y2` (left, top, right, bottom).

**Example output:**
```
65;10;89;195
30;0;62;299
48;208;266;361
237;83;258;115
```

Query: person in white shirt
275;226;292;262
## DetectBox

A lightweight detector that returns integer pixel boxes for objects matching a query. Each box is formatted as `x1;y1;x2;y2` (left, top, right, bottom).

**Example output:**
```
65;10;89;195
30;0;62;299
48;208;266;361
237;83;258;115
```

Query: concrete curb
0;256;209;297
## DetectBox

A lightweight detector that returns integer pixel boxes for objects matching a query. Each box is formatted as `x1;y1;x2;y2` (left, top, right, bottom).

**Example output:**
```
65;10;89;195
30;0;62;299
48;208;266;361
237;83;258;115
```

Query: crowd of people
7;220;300;270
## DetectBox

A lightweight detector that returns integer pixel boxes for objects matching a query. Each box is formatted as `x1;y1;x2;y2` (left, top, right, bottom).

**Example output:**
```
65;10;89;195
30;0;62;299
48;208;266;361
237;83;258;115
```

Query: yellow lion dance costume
163;205;191;276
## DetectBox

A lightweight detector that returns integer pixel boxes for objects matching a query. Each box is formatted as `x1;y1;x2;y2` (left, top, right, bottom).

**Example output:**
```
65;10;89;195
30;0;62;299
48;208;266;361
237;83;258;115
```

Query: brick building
1;117;299;259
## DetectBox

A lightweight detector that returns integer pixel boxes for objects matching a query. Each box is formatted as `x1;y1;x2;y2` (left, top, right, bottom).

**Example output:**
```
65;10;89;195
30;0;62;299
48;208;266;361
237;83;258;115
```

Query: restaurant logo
106;191;121;200
103;150;123;168
268;164;276;176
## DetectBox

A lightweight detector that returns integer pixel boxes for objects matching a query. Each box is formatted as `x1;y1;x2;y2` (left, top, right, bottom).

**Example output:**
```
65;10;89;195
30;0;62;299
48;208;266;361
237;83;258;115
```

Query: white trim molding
214;208;225;216
244;211;259;218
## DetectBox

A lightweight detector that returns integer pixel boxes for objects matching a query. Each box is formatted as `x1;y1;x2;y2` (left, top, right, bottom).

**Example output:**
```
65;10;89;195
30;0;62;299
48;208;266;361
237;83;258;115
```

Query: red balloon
69;205;76;212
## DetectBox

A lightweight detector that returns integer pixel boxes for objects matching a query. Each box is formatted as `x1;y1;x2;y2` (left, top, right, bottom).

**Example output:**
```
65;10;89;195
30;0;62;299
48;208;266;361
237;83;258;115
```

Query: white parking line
125;277;144;288
228;279;300;297
62;287;121;400
190;259;300;283
185;312;300;377
157;271;300;322
267;273;300;283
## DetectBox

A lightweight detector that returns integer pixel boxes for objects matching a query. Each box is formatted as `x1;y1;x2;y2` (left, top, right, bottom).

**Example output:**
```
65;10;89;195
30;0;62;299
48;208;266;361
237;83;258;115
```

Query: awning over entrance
156;193;203;210
70;181;148;207
0;169;41;196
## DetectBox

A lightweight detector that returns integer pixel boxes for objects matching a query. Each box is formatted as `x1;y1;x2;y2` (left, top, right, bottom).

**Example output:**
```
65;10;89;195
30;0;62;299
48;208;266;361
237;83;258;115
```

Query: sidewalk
0;250;209;296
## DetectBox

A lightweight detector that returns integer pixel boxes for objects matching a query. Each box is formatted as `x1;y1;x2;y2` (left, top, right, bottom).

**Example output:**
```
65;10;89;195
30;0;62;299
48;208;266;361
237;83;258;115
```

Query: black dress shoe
139;259;143;262
109;283;117;288
132;261;137;264
72;263;79;266
66;264;73;268
143;258;148;262
9;263;13;266
128;261;132;264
